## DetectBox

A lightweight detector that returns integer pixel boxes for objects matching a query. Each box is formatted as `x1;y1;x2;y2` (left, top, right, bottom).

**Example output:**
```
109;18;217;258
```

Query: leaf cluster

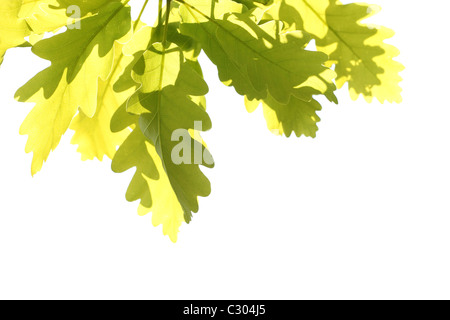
0;0;403;241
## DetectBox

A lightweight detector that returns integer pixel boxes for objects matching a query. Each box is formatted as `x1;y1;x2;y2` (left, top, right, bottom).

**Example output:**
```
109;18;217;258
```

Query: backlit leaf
266;0;404;102
70;43;134;161
0;0;403;241
180;6;336;104
15;2;132;175
0;0;30;66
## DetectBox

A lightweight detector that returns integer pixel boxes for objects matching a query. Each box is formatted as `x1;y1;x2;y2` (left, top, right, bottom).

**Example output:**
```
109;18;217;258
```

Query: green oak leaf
138;61;214;217
246;93;322;138
0;0;30;66
180;6;336;104
133;42;214;220
265;0;404;102
20;0;123;34
15;1;132;175
0;0;403;241
112;41;213;240
70;43;134;161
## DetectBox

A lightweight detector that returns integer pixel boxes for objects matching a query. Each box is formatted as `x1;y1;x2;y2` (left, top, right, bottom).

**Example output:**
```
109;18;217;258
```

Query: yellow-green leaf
15;2;131;175
112;39;213;240
70;43;134;161
246;93;322;138
266;0;404;103
180;7;336;104
111;127;185;243
0;0;30;66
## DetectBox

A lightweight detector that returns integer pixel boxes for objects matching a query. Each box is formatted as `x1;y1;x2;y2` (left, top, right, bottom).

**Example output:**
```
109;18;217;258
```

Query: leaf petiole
134;0;150;30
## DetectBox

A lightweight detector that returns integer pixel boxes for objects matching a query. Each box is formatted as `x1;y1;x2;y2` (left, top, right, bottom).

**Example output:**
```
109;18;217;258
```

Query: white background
0;0;449;300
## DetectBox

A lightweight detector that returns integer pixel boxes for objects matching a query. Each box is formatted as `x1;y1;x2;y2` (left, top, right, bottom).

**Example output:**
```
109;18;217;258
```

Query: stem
134;0;150;30
162;0;172;46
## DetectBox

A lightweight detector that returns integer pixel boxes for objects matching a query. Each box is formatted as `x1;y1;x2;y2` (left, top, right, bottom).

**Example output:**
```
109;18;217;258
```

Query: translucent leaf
0;0;30;66
246;93;322;138
134;50;213;221
133;42;182;94
266;0;404;103
19;0;69;34
19;0;123;32
15;2;132;175
70;43;134;161
112;127;185;243
112;48;213;241
180;0;245;22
